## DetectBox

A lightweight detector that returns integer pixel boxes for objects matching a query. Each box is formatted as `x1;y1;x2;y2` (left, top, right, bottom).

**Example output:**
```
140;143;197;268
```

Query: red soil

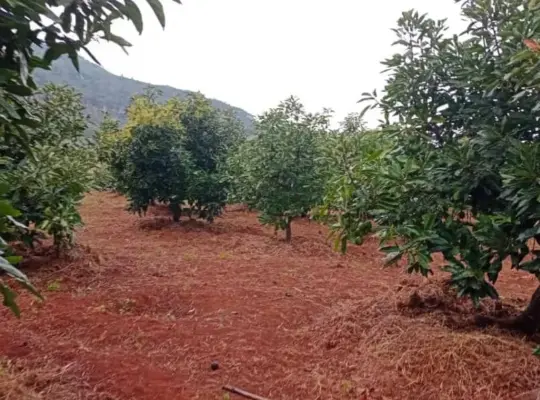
0;192;539;400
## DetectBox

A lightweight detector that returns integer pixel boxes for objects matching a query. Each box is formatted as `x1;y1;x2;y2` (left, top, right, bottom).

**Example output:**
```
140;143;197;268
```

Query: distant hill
33;54;255;135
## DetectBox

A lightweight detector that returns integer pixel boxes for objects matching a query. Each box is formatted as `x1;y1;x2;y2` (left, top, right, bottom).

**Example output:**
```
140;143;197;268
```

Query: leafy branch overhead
0;0;181;142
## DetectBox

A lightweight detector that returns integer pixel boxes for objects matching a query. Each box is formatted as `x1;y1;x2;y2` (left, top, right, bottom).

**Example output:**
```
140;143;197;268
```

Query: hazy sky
87;0;465;125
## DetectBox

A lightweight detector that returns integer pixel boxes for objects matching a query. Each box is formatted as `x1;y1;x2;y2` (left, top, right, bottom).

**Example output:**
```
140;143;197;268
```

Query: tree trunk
285;219;292;243
475;284;540;334
169;203;181;222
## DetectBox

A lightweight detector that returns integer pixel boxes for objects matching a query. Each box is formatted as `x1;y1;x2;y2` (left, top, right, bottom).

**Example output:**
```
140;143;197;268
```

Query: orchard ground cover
0;192;538;400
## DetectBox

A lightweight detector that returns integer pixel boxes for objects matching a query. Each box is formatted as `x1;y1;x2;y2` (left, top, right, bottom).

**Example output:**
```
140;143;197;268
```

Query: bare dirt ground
0;192;540;400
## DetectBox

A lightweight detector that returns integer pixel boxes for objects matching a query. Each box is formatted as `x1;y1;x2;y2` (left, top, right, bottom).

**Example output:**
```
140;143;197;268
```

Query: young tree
325;0;540;332
233;97;330;242
317;127;393;252
123;125;191;222
5;84;96;254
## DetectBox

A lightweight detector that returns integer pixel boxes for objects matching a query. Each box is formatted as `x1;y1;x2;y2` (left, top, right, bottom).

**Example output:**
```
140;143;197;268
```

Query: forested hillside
33;53;255;133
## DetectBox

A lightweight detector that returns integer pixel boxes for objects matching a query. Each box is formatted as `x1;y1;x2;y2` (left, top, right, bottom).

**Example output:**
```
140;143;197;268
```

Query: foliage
116;92;245;223
3;84;96;253
30;84;87;144
231;97;330;241
180;93;244;221
0;83;87;163
317;128;394;252
123;125;191;222
339;112;367;135
0;0;179;315
123;87;183;133
0;184;42;316
324;0;540;307
226;139;257;206
6;144;95;253
95;113;121;162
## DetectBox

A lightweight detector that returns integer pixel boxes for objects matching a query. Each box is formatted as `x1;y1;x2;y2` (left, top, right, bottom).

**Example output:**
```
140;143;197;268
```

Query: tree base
475;285;540;335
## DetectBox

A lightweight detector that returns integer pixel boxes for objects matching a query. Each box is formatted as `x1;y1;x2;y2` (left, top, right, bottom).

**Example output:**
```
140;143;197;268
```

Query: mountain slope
33;55;255;133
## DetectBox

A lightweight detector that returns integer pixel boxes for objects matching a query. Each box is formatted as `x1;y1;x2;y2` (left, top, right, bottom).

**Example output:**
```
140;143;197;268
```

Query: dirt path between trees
0;192;539;400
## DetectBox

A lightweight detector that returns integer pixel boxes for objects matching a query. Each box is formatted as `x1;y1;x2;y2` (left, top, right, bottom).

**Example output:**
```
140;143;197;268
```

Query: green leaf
380;245;400;254
0;283;20;317
0;96;21;120
0;257;31;282
0;200;21;217
68;48;80;72
5;85;33;96
146;0;166;28
511;90;527;103
81;46;101;65
44;43;71;64
5;256;22;265
124;0;144;34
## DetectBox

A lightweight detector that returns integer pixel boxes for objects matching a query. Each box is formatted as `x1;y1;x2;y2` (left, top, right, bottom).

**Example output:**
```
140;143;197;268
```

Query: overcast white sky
87;0;465;125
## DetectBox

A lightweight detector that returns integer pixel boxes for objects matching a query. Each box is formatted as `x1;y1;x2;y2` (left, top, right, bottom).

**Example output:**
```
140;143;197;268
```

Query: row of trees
2;0;540;338
224;0;540;334
0;0;180;315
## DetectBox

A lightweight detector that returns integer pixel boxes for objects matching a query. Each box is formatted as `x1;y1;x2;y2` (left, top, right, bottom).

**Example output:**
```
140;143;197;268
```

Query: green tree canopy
231;96;330;241
124;125;191;222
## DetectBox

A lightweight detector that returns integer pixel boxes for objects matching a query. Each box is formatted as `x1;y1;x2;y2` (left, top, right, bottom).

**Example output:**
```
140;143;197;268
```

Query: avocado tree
113;92;245;223
324;0;540;333
317;126;394;252
123;125;191;222
232;97;330;242
5;84;96;254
